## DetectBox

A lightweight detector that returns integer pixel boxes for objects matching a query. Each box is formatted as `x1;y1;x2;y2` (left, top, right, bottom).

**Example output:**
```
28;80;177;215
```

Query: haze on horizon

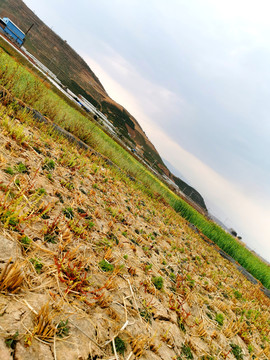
22;0;270;262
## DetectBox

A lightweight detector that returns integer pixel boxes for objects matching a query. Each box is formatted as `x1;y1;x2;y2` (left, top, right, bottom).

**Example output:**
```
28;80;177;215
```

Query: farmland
0;41;270;359
0;45;269;291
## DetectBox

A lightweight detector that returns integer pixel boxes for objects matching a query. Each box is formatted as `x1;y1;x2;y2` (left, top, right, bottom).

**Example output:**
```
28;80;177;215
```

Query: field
0;43;269;291
0;41;270;359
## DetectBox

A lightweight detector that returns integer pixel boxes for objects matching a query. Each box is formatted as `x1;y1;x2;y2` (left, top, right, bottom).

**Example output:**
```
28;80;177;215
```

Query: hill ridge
0;0;207;211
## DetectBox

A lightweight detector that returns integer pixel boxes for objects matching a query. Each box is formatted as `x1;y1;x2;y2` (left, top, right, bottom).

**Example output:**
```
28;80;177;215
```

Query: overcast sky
23;0;270;261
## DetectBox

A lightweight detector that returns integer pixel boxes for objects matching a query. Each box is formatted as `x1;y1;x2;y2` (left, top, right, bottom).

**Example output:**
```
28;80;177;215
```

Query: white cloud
83;51;191;125
84;54;270;261
140;122;270;261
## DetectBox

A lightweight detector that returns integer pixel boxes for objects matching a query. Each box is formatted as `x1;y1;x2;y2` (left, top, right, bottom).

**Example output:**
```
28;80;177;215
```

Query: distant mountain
163;158;190;184
0;0;207;211
209;213;230;232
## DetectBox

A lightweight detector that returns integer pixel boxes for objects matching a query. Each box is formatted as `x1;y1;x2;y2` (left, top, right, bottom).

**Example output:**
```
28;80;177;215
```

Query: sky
23;0;270;261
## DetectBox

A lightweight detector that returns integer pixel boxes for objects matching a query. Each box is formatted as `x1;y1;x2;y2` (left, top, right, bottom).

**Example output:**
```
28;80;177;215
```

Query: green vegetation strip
0;47;270;290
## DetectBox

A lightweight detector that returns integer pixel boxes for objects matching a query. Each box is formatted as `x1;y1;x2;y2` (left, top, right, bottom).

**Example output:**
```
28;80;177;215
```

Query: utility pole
25;23;34;35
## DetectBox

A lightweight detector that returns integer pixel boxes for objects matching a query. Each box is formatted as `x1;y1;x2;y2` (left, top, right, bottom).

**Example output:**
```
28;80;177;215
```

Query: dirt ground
0;102;269;359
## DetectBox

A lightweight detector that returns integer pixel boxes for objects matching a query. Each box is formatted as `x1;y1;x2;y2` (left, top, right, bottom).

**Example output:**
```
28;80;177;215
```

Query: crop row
0;45;269;289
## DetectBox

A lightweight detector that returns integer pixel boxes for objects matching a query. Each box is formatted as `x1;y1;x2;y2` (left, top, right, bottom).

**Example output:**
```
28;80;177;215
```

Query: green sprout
152;276;164;290
99;259;114;272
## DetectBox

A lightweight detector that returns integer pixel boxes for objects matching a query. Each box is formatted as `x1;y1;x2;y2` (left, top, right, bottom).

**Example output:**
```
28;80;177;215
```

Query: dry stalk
33;303;56;341
129;334;149;359
0;258;24;293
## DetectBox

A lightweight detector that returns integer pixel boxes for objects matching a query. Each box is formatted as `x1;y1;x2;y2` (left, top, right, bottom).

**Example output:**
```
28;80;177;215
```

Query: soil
0;101;269;359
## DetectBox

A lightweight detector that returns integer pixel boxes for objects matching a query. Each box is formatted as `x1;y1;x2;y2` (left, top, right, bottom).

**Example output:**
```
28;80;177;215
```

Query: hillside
0;0;207;211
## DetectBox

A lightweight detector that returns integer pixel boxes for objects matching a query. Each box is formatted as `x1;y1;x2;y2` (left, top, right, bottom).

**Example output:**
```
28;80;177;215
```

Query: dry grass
33;303;56;341
0;258;24;293
0;100;269;359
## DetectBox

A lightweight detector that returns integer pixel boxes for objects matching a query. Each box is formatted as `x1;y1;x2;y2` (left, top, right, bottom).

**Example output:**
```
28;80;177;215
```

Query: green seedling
15;162;28;173
144;263;152;273
20;235;32;250
37;188;47;195
152;276;164;290
234;290;242;299
215;313;224;326
30;258;43;274
43;158;55;171
181;344;194;359
63;207;74;219
4;166;14;175
230;343;244;360
47;173;53;181
99;259;114;272
5;331;19;350
56;320;70;338
111;336;126;355
86;220;95;229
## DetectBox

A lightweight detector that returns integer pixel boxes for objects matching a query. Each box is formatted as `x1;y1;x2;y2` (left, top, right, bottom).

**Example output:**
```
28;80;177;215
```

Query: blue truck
0;17;25;47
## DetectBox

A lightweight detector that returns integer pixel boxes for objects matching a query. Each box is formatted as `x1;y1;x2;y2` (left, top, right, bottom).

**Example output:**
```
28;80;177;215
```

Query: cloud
22;0;270;262
83;51;192;128
141;122;270;261
84;53;270;261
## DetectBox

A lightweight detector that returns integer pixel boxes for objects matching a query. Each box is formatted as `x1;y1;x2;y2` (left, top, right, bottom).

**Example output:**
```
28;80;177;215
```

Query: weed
54;252;90;294
177;316;186;333
140;308;153;324
43;217;60;243
44;232;57;243
181;344;194;359
60;179;74;190
33;146;42;154
43;158;55;171
14;178;20;186
47;173;53;181
5;331;19;350
99;259;114;272
152;276;164;290
234;290;242;299
170;272;176;281
215;313;224;326
144;263;153;273
186;274;195;288
63;207;74;219
230;343;244;360
112;336;126;355
1;210;19;228
123;254;128;260
55;192;64;203
15;162;28;174
4;166;14;175
56;319;70;338
86;220;95;229
30;258;43;274
20;235;32;250
37;187;47;195
67;219;87;238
